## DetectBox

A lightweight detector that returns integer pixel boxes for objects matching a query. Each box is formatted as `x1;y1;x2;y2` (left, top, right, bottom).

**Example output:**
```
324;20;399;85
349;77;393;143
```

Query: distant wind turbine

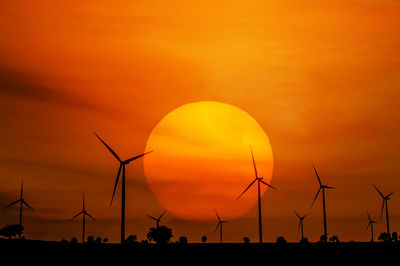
146;210;167;228
310;164;335;243
214;211;230;244
372;183;394;236
293;211;307;240
366;211;377;242
94;132;152;244
3;180;35;239
69;193;95;244
237;148;277;244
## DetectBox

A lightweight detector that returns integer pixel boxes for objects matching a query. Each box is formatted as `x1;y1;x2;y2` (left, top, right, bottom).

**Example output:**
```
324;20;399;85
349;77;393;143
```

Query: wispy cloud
0;67;112;111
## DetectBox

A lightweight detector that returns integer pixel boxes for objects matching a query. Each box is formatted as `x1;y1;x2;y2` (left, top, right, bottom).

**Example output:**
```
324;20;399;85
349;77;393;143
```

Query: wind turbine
3;180;35;239
69;193;95;244
94;132;152;244
310;164;335;243
372;183;394;236
237;148;277;244
146;210;167;228
214;211;230;244
293;211;307;240
366;211;377;242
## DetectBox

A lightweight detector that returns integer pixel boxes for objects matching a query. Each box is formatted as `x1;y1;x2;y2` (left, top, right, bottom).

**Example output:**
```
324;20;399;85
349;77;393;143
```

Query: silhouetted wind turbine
372;183;394;236
3;180;35;239
69;193;95;244
310;164;335;243
214;211;230;244
146;210;167;228
237;148;277;244
366;211;377;242
94;132;152;244
293;211;307;240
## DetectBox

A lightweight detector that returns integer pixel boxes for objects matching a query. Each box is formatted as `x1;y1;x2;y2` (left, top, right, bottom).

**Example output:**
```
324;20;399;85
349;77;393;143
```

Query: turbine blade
380;200;385;221
214;223;220;234
372;183;384;199
110;164;122;207
158;210;167;220
310;187;322;209
236;178;257;201
366;211;371;222
386;190;395;198
124;151;153;164
215;210;221;222
365;222;370;232
260;180;277;190
85;212;96;221
146;215;157;221
250;147;258;178
293;210;301;219
83;193;85;210
20;180;23;199
3;199;20;209
312;163;322;186
93;132;121;162
23;200;35;211
325;186;335;189
69;211;84;221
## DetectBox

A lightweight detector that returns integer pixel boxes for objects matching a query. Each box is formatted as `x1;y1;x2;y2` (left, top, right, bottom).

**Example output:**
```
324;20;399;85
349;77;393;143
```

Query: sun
143;101;273;220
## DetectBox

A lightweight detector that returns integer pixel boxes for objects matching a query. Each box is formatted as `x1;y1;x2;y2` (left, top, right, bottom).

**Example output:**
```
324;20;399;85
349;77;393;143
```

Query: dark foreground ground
1;239;398;264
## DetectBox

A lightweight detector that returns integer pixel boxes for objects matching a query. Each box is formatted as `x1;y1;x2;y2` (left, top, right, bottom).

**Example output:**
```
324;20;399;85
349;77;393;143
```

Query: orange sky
0;0;400;243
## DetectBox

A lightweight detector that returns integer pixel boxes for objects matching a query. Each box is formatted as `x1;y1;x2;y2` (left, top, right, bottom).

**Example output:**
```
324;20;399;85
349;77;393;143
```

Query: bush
147;226;173;244
276;236;287;244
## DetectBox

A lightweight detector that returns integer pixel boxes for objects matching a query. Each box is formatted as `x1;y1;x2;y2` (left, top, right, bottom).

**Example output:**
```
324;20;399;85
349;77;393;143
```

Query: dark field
1;239;398;264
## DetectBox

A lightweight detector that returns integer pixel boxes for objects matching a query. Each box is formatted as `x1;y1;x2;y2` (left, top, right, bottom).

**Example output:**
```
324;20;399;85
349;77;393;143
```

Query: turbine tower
4;180;35;239
146;210;167;228
293;211;307;240
69;193;95;244
94;132;152;244
372;183;394;236
366;211;377;242
237;148;276;244
310;164;335;243
214;211;230;244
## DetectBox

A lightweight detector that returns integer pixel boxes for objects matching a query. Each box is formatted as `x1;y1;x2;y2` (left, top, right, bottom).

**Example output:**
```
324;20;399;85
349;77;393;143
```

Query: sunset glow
144;101;273;220
0;0;400;243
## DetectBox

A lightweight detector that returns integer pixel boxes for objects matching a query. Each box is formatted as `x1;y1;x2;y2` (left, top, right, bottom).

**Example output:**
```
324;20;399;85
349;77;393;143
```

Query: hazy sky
0;0;400;243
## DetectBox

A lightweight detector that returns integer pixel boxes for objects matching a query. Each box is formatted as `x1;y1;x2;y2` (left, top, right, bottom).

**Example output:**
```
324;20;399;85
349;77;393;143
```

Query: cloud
0;67;111;111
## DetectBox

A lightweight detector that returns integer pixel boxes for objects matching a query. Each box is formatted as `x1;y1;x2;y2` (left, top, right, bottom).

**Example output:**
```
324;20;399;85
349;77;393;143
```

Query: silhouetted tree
392;232;398;242
243;237;250;243
378;232;391;242
178;236;188;244
319;235;327;243
95;237;102;245
300;237;309;244
87;236;94;245
276;236;287;245
147;226;173;244
70;237;78;245
103;238;108;244
329;235;340;243
201;236;207;243
0;224;23;239
126;235;138;245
